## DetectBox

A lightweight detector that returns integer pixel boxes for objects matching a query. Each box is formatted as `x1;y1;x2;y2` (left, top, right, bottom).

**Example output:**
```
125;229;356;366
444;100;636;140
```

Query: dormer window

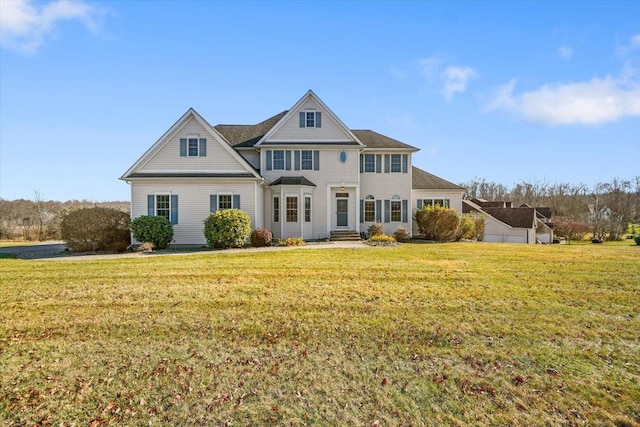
299;111;322;128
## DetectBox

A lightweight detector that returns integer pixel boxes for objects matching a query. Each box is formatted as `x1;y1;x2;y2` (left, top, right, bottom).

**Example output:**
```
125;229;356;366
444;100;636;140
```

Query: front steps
329;230;362;242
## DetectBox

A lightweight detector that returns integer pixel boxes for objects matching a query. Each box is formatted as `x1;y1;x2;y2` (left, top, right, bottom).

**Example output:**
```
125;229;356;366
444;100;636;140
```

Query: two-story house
121;90;464;244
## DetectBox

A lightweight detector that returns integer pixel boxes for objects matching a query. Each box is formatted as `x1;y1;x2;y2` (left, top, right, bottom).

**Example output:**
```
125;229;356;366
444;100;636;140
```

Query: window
286;196;298;222
364;154;375;173
390;154;402;173
300;111;322;128
187;138;199;157
421;199;450;209
273;197;280;222
273;150;285;170
304;196;311;222
364;195;375;222
218;194;232;210
339;151;347;163
391;200;402;222
156;195;170;220
301;150;313;170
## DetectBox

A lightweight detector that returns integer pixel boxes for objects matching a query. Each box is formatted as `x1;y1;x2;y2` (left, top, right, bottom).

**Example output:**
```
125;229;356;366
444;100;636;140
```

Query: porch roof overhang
269;176;316;187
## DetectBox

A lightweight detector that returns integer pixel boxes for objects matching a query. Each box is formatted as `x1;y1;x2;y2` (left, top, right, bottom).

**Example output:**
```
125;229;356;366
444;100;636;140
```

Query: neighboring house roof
353;130;419;151
484;207;536;229
214;111;288;148
462;199;483;214
270;176;316;187
412;166;464;191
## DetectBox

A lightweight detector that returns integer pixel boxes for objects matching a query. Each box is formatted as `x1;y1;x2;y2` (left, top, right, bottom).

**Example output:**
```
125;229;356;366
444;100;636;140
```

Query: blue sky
1;0;639;201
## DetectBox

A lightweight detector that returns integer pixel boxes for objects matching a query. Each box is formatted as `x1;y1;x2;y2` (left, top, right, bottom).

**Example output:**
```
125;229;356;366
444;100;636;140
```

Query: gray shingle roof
484;207;536;229
352;130;418;150
412;166;464;190
126;172;255;178
214;111;288;148
269;176;316;187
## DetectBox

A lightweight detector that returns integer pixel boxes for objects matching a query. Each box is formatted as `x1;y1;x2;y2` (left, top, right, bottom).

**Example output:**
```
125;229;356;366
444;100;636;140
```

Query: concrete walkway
0;240;369;261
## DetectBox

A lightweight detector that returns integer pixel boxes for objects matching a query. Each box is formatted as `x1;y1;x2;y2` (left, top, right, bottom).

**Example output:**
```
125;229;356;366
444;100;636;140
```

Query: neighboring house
463;199;553;243
121;90;463;244
587;204;612;222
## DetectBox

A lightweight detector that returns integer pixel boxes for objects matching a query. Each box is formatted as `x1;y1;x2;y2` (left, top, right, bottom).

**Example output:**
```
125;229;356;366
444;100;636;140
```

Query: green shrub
414;205;460;242
368;222;385;237
634;236;640;246
61;207;131;252
457;215;476;241
473;215;486;241
130;216;174;249
276;237;305;247
393;226;410;242
204;209;251;249
251;228;273;247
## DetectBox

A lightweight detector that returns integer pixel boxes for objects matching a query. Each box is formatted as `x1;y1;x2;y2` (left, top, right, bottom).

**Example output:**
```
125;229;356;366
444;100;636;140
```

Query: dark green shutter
315;112;321;128
285;150;292;170
384;200;390;223
384;155;390;173
402;154;408;173
199;139;207;157
376;154;382;173
180;139;187;157
313;150;319;170
402;200;408;222
299;112;305;127
360;200;364;223
233;194;240;209
360;154;364;173
266;151;272;171
170;195;178;225
147;195;155;216
376;200;382;223
294;151;300;170
210;194;217;212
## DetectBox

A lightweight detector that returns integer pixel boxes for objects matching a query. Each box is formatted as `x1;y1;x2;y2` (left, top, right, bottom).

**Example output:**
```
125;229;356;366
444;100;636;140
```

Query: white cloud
418;55;442;82
631;34;640;48
441;66;478;101
557;45;573;60
0;0;104;54
484;76;640;125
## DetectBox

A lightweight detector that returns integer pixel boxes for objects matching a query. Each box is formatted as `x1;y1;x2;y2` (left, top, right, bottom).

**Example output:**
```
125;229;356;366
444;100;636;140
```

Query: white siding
239;150;260;170
411;190;464;236
140;118;249;173
481;216;530;243
131;179;259;245
268;99;356;142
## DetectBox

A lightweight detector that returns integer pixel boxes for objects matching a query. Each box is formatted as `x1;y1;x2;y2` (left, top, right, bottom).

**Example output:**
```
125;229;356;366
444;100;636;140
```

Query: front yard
1;243;638;425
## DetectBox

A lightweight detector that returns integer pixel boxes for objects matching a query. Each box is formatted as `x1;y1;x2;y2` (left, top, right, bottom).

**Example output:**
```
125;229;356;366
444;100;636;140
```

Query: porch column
355;184;360;233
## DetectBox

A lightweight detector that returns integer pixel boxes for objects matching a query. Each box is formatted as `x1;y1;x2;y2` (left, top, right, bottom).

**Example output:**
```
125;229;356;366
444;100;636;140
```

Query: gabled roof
269;176;316;187
484;207;536;229
354;130;419;151
214;111;288;148
255;90;364;147
120;108;261;180
462;199;483;214
412;166;464;191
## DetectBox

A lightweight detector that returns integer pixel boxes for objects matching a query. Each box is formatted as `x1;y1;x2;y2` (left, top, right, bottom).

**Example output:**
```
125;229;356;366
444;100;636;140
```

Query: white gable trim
254;90;364;147
120;108;261;180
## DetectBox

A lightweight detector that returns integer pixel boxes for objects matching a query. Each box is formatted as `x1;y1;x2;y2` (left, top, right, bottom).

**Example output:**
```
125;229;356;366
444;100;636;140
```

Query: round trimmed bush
251;228;273;247
393;226;410;242
61;207;131;252
368;222;385;237
204;209;251;249
130;216;174;249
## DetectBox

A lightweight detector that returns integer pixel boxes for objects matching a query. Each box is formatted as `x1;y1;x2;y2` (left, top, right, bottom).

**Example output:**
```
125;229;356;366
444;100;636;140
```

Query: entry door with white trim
336;198;348;227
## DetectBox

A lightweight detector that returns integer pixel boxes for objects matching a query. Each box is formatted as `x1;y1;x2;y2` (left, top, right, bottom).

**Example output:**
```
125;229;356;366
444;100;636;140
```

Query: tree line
460;176;640;241
0;192;129;241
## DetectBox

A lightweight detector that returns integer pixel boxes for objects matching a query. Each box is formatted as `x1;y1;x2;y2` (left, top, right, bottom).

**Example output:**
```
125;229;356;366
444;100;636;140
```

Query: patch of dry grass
1;243;639;425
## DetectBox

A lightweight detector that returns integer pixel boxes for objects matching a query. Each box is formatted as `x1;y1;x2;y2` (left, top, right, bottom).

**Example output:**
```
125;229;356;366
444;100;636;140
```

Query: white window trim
301;150;314;170
363;153;376;173
285;195;299;223
364;199;376;223
218;192;233;210
390;154;402;173
272;150;285;170
155;193;171;220
186;134;200;157
338;150;348;164
390;200;402;223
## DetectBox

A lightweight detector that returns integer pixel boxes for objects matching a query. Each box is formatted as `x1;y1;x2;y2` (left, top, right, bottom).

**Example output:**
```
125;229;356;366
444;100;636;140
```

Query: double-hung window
304;196;311;222
421;199;450;209
364;197;375;222
187;138;199;157
390;154;402;173
299;111;322;128
273;150;285;170
286;196;298;222
391;200;402;222
156;195;170;220
301;150;313;170
364;154;375;173
273;197;280;222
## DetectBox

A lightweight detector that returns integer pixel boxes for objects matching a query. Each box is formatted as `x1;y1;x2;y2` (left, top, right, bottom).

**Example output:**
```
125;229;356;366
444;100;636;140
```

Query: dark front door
337;199;348;227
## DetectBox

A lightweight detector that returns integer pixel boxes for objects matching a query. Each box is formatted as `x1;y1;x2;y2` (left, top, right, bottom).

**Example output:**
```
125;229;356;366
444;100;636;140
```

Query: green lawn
1;243;638;426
